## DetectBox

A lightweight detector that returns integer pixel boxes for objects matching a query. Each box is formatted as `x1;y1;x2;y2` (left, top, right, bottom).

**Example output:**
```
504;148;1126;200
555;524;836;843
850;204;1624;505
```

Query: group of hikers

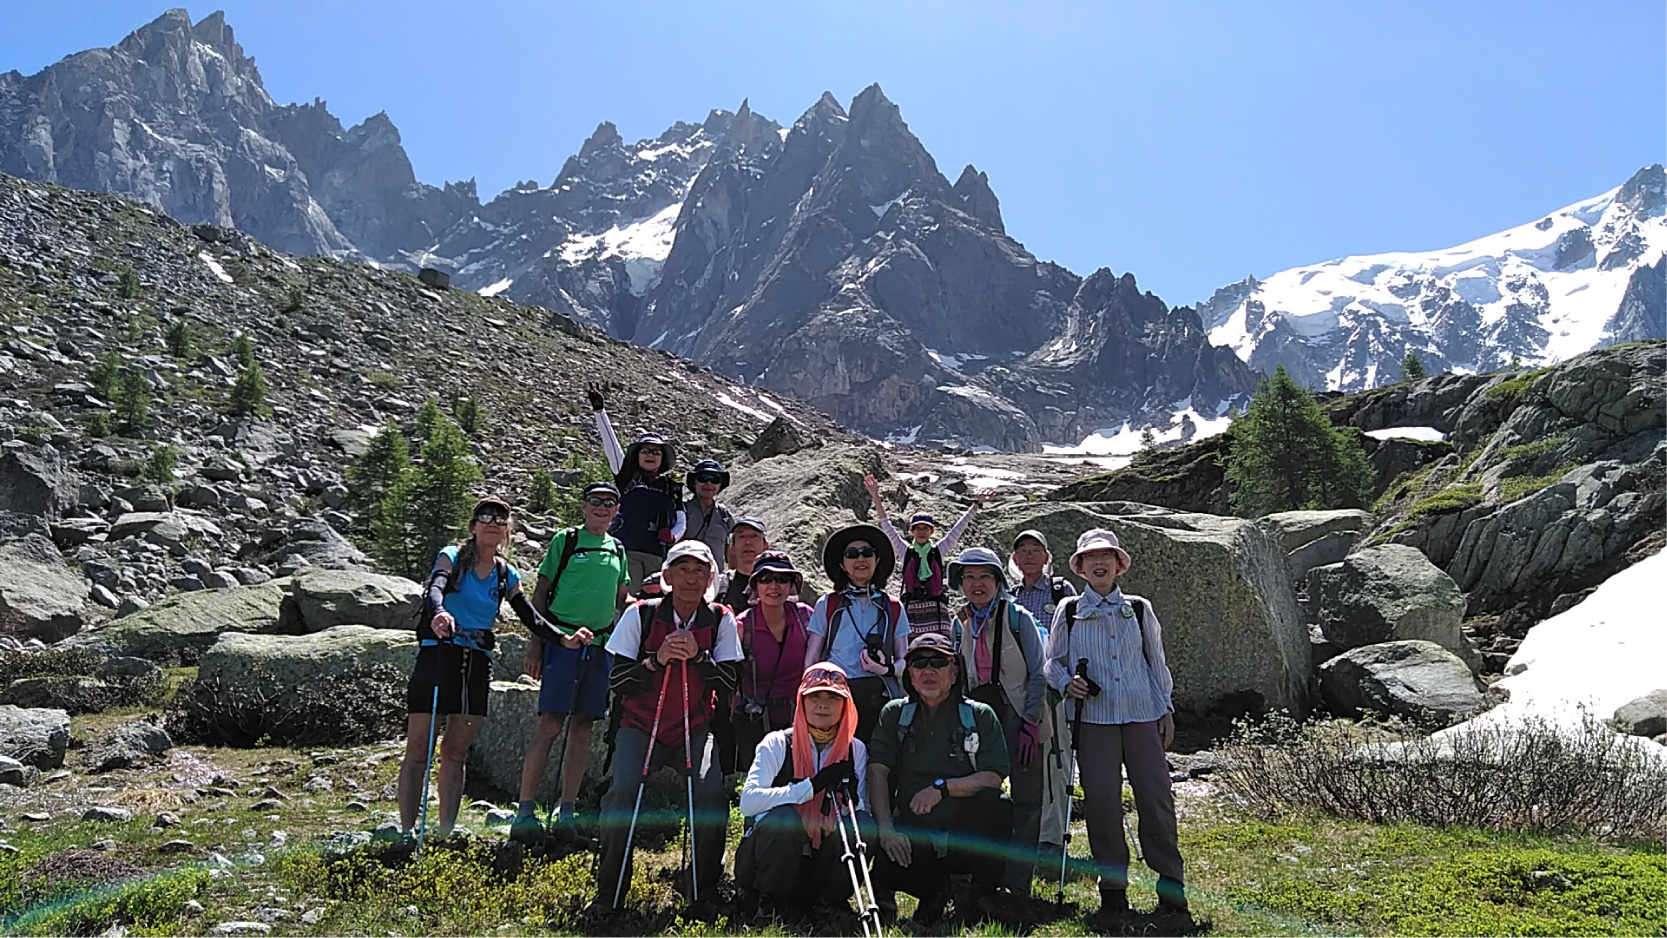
394;384;1189;928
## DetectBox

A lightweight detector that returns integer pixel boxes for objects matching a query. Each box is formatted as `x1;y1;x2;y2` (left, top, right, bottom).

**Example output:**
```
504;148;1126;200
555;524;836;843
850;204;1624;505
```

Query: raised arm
937;488;994;556
589;382;625;475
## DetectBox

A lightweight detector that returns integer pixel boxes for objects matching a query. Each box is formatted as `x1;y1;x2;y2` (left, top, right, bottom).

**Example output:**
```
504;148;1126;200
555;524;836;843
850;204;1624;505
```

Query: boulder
418;267;451;290
979;502;1310;716
469;680;611;803
0;753;32;786
108;511;223;549
281;570;421;633
256;519;368;571
83;579;288;664
1308;544;1470;662
0;705;70;768
84;720;173;772
0;444;75;519
0;534;89;642
748;416;812;460
1613;690;1667;738
1318;640;1485;725
197;625;418;696
0;675;111;711
1257;510;1373;586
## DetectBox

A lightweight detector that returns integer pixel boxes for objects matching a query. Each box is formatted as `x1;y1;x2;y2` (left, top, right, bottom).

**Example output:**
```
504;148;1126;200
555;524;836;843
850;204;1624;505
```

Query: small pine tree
114;367;152;434
1227;365;1374;517
164;319;192;358
1401;351;1428;382
228;363;269;416
141;443;180;486
527;467;555;515
412;396;443;444
550;450;616;525
282;284;307;313
1139;427;1159;453
375;417;482;579
90;349;123;401
117;266;140;299
454;395;482;437
346;422;410;533
231;333;255;369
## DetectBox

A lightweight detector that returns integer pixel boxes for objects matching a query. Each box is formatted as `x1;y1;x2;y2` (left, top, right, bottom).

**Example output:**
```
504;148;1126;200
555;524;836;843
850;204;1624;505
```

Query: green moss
1484;367;1552;407
1498;467;1574;504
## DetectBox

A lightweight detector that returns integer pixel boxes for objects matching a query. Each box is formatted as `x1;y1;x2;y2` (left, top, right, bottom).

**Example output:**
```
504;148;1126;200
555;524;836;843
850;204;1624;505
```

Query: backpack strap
1060;595;1082;641
493;557;509;604
820;592;845;661
957;701;977;733
1050;576;1070;606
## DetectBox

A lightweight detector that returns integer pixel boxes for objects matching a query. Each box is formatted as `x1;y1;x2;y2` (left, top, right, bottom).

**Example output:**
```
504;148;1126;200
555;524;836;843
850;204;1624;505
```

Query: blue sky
4;1;1662;306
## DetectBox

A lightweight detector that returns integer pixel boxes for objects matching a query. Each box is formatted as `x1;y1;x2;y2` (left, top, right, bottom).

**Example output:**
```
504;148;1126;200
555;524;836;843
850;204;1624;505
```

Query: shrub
227;361;269;416
8;852;208;935
527;467;555;514
454;394;482;437
116;266;139;299
84;411;110;437
163;317;191;358
282;283;307;312
88;349;122;400
0;647;164;715
1215;711;1667;841
231;331;255;368
113;367;151;434
139;442;179;486
165;662;407;747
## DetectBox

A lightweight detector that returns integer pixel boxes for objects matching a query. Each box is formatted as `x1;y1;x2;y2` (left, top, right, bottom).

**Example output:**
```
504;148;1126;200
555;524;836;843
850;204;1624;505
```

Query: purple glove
1017;720;1040;766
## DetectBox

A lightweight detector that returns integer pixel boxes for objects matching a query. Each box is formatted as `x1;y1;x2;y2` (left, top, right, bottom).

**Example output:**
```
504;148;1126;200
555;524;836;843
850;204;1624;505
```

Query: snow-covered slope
1200;165;1666;391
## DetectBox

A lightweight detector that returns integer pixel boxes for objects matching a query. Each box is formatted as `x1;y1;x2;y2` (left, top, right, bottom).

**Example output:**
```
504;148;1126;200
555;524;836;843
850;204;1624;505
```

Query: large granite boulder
0;445;76;519
1258;509;1373;586
197;625;418;693
978;502;1310;716
0;705;70;768
82;579;288;664
281;570;421;633
1307;544;1470;662
468;680;611;804
1318;640;1485;725
107;511;224;549
255;519;369;572
84;720;174;772
0;534;89;642
1613;690;1667;738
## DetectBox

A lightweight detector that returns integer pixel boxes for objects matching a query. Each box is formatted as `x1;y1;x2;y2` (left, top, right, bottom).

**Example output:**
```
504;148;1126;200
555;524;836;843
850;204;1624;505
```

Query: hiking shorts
538;641;610;718
406;643;491;717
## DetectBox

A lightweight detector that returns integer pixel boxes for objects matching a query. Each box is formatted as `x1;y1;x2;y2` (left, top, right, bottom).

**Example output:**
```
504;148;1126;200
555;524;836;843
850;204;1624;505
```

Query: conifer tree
1227;365;1374;517
114;367;152;434
454;395;482;438
346;422;410;533
527;467;555;515
413;396;442;444
375;416;481;579
1401;351;1428;382
228;362;269;416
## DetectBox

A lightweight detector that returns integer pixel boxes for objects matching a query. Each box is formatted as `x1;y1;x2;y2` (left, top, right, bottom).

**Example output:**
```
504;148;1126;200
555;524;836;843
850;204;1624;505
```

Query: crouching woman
397;495;574;841
735;662;872;915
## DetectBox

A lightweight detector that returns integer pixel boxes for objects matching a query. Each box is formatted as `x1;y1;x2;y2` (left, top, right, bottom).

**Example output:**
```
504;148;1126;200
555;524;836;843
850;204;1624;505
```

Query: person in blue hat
588;382;685;590
681;458;736;564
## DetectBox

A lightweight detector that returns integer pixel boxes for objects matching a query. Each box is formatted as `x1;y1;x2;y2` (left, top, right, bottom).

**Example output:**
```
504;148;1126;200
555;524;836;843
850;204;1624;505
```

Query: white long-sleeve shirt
739;728;870;818
593;409;685;539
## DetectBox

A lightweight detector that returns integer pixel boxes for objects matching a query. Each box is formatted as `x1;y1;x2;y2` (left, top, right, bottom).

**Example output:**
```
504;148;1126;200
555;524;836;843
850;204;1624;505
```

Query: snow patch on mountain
558;202;682;295
1042;404;1234;458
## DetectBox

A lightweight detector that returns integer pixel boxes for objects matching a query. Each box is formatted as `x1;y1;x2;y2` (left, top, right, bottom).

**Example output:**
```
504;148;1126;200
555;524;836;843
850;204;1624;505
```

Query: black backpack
544;526;627;597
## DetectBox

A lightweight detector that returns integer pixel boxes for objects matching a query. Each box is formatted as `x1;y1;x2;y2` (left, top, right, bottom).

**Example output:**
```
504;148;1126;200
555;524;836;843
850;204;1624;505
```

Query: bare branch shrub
166;662;406;747
1215;710;1667;841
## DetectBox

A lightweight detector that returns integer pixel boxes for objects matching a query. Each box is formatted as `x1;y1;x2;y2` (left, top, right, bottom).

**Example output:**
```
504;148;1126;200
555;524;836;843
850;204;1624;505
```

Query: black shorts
406;643;491;717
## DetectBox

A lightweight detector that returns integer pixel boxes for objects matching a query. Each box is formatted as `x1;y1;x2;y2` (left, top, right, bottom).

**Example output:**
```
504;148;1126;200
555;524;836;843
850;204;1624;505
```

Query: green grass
1483;368;1552;407
1497;467;1574;505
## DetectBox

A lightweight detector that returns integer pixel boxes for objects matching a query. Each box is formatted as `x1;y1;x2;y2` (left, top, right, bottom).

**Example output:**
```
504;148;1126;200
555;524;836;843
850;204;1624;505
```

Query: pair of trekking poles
612;655;701;908
825;776;886;938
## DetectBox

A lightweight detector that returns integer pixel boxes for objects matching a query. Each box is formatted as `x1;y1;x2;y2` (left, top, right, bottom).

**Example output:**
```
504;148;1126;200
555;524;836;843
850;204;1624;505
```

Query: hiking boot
874;889;898;927
508;816;544;846
914;889;948;926
551;823;592;849
1155;876;1190;915
1091;886;1130;924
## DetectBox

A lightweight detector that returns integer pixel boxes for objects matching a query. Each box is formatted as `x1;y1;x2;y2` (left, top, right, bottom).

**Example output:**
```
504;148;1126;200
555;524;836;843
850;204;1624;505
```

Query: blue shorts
539;642;610;718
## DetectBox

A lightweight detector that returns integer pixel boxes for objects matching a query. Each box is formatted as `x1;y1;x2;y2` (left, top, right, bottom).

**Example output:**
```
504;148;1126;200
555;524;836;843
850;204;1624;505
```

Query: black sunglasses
583;496;619;508
843;546;877;559
692;473;723;484
754;573;796;586
908;654;953;670
474;512;509;525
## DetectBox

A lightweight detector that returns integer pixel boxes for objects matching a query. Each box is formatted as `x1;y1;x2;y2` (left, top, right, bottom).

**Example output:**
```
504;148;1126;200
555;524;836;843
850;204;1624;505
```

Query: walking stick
416;685;440;857
680;656;699;903
612;661;673;909
1057;658;1101;906
837;779;885;937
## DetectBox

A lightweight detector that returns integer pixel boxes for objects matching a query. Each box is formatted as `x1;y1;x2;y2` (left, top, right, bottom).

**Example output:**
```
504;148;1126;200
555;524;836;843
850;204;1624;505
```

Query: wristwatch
933;777;948;795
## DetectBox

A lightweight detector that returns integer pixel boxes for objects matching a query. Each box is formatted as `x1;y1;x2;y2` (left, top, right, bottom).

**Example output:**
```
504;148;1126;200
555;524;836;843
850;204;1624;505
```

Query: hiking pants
995;698;1044;892
1076;721;1183;888
625;551;662;593
1038;697;1071;847
873;788;1011;903
847;675;892;745
595;726;726;902
734;803;875;907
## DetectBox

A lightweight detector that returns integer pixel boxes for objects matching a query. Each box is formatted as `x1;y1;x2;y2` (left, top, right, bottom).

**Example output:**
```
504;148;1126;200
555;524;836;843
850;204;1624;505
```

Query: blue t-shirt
436;546;522;633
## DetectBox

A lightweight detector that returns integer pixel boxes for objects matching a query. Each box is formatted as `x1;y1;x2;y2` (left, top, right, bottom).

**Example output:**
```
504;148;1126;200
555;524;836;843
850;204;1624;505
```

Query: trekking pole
680;656;699;903
830;788;876;938
838;781;885;938
1057;658;1101;905
416;685;440;858
545;645;589;829
613;661;673;909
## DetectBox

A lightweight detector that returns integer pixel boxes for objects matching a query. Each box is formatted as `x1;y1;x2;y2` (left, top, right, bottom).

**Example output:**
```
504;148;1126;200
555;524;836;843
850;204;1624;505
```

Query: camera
741;699;765;718
864;636;893;669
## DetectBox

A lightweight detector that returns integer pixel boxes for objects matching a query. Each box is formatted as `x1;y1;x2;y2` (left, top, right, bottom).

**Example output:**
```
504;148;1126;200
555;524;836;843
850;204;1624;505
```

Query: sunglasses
692;473;723;484
908;654;953;670
754;573;796;586
474;512;509;525
843;546;877;559
638;448;663;458
583;496;619;508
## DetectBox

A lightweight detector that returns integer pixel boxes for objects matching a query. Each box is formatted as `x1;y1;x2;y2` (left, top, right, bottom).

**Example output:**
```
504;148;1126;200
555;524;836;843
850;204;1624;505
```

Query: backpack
821;590;903;662
545;526;627;597
414;549;509;642
1049;576;1071;607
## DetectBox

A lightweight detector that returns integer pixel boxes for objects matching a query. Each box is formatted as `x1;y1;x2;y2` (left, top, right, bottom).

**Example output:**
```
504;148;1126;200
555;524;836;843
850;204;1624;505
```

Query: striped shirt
1043;586;1172;725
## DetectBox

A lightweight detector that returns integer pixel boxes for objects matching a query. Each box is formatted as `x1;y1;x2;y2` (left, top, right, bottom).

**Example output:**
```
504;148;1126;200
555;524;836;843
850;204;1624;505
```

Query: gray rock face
0;445;75;519
468;680;612;804
1318;640;1485;724
255;519;367;572
282;569;420;632
1613;690;1667;738
0;753;31;786
0;534;88;641
85;720;173;772
197;625;417;695
980;502;1310;716
0;705;70;768
84;579;288;664
1258;509;1373;586
1308;545;1469;660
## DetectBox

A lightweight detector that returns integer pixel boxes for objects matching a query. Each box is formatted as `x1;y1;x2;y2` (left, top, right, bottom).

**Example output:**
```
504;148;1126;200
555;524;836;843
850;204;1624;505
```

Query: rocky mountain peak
1617;163;1665;217
952;164;1004;233
576;120;624;159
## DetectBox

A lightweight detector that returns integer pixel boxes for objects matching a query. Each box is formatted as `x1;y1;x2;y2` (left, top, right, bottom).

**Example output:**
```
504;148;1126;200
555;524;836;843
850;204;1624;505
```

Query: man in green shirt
512;482;630;844
868;632;1012;925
